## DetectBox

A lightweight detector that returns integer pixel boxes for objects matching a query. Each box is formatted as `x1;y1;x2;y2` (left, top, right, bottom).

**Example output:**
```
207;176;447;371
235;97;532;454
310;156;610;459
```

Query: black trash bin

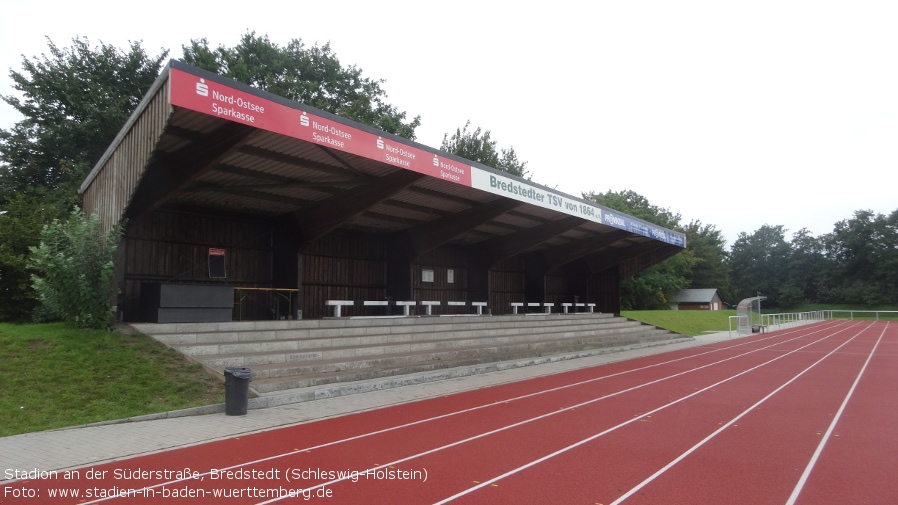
224;367;252;416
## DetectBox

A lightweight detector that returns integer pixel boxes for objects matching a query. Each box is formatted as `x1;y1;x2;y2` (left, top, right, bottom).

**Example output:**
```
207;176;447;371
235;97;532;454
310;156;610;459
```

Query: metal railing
729;311;825;338
823;310;898;321
727;309;898;338
762;311;825;328
728;315;749;338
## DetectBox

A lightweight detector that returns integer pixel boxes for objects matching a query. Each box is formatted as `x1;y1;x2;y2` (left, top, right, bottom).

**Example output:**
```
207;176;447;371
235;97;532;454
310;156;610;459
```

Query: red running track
3;320;895;504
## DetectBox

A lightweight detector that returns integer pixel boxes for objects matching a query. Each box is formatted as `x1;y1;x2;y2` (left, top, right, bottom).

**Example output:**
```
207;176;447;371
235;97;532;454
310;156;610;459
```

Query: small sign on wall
447;269;454;284
208;248;227;279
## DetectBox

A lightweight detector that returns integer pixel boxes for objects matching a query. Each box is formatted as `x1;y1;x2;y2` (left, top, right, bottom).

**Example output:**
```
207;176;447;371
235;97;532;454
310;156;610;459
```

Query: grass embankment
0;323;223;437
624;305;898;336
621;310;737;337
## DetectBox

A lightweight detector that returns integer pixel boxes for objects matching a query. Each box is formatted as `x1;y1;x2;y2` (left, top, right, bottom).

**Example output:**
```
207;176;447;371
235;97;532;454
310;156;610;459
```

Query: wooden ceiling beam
126;121;257;220
615;244;683;278
403;186;480;207
186;179;343;195
238;145;368;181
585;240;675;275
543;230;633;271
181;184;314;207
288;170;425;243
485;216;584;264
390;198;522;257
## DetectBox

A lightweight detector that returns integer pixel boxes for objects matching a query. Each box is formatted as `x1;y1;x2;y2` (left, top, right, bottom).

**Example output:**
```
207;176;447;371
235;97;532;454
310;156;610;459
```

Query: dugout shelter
80;61;686;322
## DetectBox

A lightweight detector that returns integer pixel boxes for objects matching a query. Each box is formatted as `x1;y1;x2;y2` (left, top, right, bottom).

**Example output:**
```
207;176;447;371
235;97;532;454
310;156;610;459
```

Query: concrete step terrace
132;313;686;397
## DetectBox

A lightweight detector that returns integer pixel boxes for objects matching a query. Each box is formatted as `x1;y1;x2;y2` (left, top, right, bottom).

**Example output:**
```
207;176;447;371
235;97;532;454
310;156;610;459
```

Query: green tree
728;225;792;306
440;120;530;178
825;209;898;305
619;252;696;310
584;189;680;228
585;189;694;309
183;32;421;139
28;208;123;329
682;220;731;300
0;36;167;202
0;37;163;321
0;195;69;321
724;211;898;307
785;227;831;305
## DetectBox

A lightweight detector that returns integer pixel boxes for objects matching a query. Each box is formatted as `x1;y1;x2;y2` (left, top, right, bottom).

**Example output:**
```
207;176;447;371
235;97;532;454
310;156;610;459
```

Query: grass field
622;310;737;337
624;306;898;336
0;323;223;437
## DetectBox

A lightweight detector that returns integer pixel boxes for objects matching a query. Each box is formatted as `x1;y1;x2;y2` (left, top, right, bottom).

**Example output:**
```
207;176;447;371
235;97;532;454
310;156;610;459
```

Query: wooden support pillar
563;259;591;306
592;266;621;315
385;237;414;302
272;218;304;318
466;244;491;305
273;218;300;289
523;252;549;307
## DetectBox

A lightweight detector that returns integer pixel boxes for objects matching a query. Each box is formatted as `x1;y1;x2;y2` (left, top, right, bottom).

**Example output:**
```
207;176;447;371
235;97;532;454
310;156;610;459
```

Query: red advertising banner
169;67;472;186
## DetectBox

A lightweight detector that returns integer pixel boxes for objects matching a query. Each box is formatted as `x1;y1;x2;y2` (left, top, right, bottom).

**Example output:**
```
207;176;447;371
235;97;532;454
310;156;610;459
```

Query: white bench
568;303;597;313
439;301;473;318
510;302;524;314
525;302;553;315
520;302;554;314
326;300;354;317
362;300;391;316
395;300;416;316
446;301;467;314
420;301;440;316
443;301;489;316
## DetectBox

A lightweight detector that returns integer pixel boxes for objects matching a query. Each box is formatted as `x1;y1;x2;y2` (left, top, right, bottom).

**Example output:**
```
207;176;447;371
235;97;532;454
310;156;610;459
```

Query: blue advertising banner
600;210;686;247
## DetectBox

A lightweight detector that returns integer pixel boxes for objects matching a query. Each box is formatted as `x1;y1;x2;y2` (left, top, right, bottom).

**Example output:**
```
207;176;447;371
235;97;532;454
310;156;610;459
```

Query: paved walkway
0;331;742;482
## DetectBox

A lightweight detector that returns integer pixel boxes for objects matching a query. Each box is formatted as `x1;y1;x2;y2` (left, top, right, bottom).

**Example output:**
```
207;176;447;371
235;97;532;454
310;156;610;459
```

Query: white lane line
785;322;889;505
80;320;848;504
427;323;861;505
259;325;848;505
611;322;877;505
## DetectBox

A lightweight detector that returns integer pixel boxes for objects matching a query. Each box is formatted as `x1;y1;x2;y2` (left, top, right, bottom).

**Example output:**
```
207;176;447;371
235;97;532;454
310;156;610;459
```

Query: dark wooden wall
301;232;386;319
411;246;470;315
489;257;525;315
120;208;620;321
121;208;274;321
593;267;622;315
83;76;171;233
546;272;570;305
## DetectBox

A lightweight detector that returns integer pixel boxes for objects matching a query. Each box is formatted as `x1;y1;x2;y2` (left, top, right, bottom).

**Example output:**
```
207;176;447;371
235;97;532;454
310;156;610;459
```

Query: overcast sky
2;0;895;247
